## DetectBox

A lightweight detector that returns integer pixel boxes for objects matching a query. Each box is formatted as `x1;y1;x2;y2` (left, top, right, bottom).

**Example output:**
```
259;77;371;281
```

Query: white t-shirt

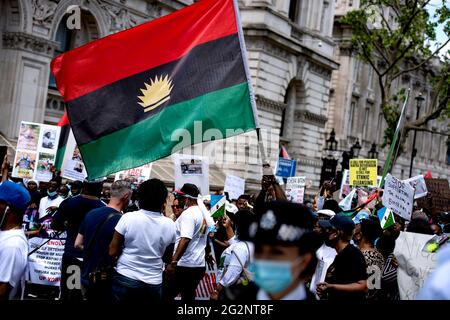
0;229;29;299
115;209;176;285
38;196;64;219
217;240;253;287
310;243;337;297
174;206;208;268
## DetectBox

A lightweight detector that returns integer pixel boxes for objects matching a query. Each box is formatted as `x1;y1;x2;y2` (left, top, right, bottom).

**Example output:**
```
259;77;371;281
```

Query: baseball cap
0;181;31;211
353;210;370;224
173;183;200;199
319;214;355;235
317;209;336;218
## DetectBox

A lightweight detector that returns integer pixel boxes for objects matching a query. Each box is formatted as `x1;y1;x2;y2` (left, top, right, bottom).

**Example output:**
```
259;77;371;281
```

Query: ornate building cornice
309;61;332;79
294;110;328;127
295;157;322;168
2;32;58;56
245;37;290;60
256;95;286;113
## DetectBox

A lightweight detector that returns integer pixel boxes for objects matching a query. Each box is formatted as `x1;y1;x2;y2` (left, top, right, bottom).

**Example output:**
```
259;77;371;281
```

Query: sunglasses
171;205;183;210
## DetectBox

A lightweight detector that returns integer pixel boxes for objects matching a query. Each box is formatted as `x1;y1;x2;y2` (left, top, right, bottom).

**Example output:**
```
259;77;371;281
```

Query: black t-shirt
79;206;121;285
53;195;105;258
325;244;368;300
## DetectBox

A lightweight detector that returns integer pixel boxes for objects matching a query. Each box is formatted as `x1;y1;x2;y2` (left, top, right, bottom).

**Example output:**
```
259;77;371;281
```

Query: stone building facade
329;0;450;181
0;0;340;194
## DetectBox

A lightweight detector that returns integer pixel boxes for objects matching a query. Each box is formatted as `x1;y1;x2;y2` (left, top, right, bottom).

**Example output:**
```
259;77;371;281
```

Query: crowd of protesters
0;154;449;301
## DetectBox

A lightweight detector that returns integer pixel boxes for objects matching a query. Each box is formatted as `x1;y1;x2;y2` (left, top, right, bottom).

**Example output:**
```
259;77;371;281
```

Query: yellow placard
349;159;378;186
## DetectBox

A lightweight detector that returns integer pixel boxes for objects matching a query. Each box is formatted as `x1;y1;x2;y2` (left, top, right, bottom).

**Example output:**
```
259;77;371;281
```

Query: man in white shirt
38;180;64;219
109;179;176;301
0;180;31;300
164;183;208;301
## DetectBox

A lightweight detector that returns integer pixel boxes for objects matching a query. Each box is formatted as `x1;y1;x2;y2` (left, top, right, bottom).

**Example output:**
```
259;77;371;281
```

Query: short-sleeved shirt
38;195;64;219
115;209;176;285
174;206;208;268
0;229;29;299
53;195;105;258
325;243;368;300
78;206;121;285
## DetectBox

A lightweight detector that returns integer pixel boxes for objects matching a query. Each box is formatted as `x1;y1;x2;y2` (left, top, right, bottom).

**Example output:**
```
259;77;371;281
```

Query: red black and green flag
51;0;258;179
54;112;70;170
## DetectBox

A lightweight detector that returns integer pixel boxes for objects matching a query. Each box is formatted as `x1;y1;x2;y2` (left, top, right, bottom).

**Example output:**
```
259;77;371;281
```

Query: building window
362;107;370;139
377;112;384;141
447;139;450;165
348;101;357;136
353;59;361;83
368;66;374;89
320;1;329;33
49;16;73;88
289;0;299;22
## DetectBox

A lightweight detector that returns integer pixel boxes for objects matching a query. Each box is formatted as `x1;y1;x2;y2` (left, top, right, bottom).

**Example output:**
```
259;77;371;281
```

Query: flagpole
379;88;411;188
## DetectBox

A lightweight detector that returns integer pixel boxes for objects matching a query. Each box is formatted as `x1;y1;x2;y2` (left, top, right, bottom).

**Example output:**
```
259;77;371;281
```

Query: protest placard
27;238;65;286
394;232;437;300
285;176;306;203
275;158;297;178
224;174;245;201
403;175;428;199
339;169;350;200
417;179;450;214
173;154;209;195
382;174;415;221
13;121;60;181
114;163;153;186
61;130;88;181
349;159;378;186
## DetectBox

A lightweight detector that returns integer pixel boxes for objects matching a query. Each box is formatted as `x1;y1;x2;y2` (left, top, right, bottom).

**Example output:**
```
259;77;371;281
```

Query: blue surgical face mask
47;190;57;197
249;258;301;295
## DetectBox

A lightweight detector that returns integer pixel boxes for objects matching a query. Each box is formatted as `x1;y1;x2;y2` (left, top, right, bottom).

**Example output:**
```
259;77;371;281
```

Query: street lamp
350;139;362;158
325;128;338;152
409;92;425;177
368;142;378;159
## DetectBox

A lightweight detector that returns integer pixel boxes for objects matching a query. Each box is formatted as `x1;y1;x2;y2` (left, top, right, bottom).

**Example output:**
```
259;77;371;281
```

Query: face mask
47;190;57;197
249;258;301;295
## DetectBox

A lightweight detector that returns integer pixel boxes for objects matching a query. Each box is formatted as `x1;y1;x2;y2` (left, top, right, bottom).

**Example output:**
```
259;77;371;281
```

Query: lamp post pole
409;93;424;178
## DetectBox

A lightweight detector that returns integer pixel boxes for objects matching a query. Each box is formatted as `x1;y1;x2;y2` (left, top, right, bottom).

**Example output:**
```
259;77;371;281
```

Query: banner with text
382;174;415;221
114;163;153;186
27;237;65;286
349;159;378;186
286;176;306;204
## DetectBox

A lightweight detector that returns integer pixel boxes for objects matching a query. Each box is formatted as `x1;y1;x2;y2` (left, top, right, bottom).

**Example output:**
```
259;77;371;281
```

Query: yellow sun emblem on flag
138;74;173;112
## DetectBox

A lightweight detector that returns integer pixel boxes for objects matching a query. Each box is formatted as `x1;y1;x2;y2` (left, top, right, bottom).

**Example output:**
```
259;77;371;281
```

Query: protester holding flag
109;179;175;302
164;183;209;301
0;179;30;300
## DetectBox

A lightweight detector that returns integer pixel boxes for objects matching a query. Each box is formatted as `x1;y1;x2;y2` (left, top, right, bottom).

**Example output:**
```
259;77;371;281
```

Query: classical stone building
329;0;450;181
0;0;340;194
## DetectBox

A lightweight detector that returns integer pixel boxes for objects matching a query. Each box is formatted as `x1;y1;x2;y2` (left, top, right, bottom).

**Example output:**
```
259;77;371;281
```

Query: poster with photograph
35;152;54;181
61;130;88;181
114;163;153;186
180;159;203;175
173;154;209;195
13;122;60;181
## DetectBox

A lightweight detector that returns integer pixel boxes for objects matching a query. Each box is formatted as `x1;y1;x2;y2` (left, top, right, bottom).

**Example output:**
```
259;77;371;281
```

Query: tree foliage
341;0;450;151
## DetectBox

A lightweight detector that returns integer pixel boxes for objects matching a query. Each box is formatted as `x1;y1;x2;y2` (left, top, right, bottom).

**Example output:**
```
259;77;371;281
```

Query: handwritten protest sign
224;175;245;201
394;232;436;300
13;121;60;181
403;175;428;199
417;179;450;214
28;238;65;286
285;176;306;203
349;159;378;186
382;174;415;221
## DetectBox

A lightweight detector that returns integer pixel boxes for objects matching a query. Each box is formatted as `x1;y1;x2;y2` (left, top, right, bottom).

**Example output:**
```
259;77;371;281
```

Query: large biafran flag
51;0;258;179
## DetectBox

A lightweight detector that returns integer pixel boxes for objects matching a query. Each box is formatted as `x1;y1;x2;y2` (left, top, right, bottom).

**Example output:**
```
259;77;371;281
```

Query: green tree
341;0;449;156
